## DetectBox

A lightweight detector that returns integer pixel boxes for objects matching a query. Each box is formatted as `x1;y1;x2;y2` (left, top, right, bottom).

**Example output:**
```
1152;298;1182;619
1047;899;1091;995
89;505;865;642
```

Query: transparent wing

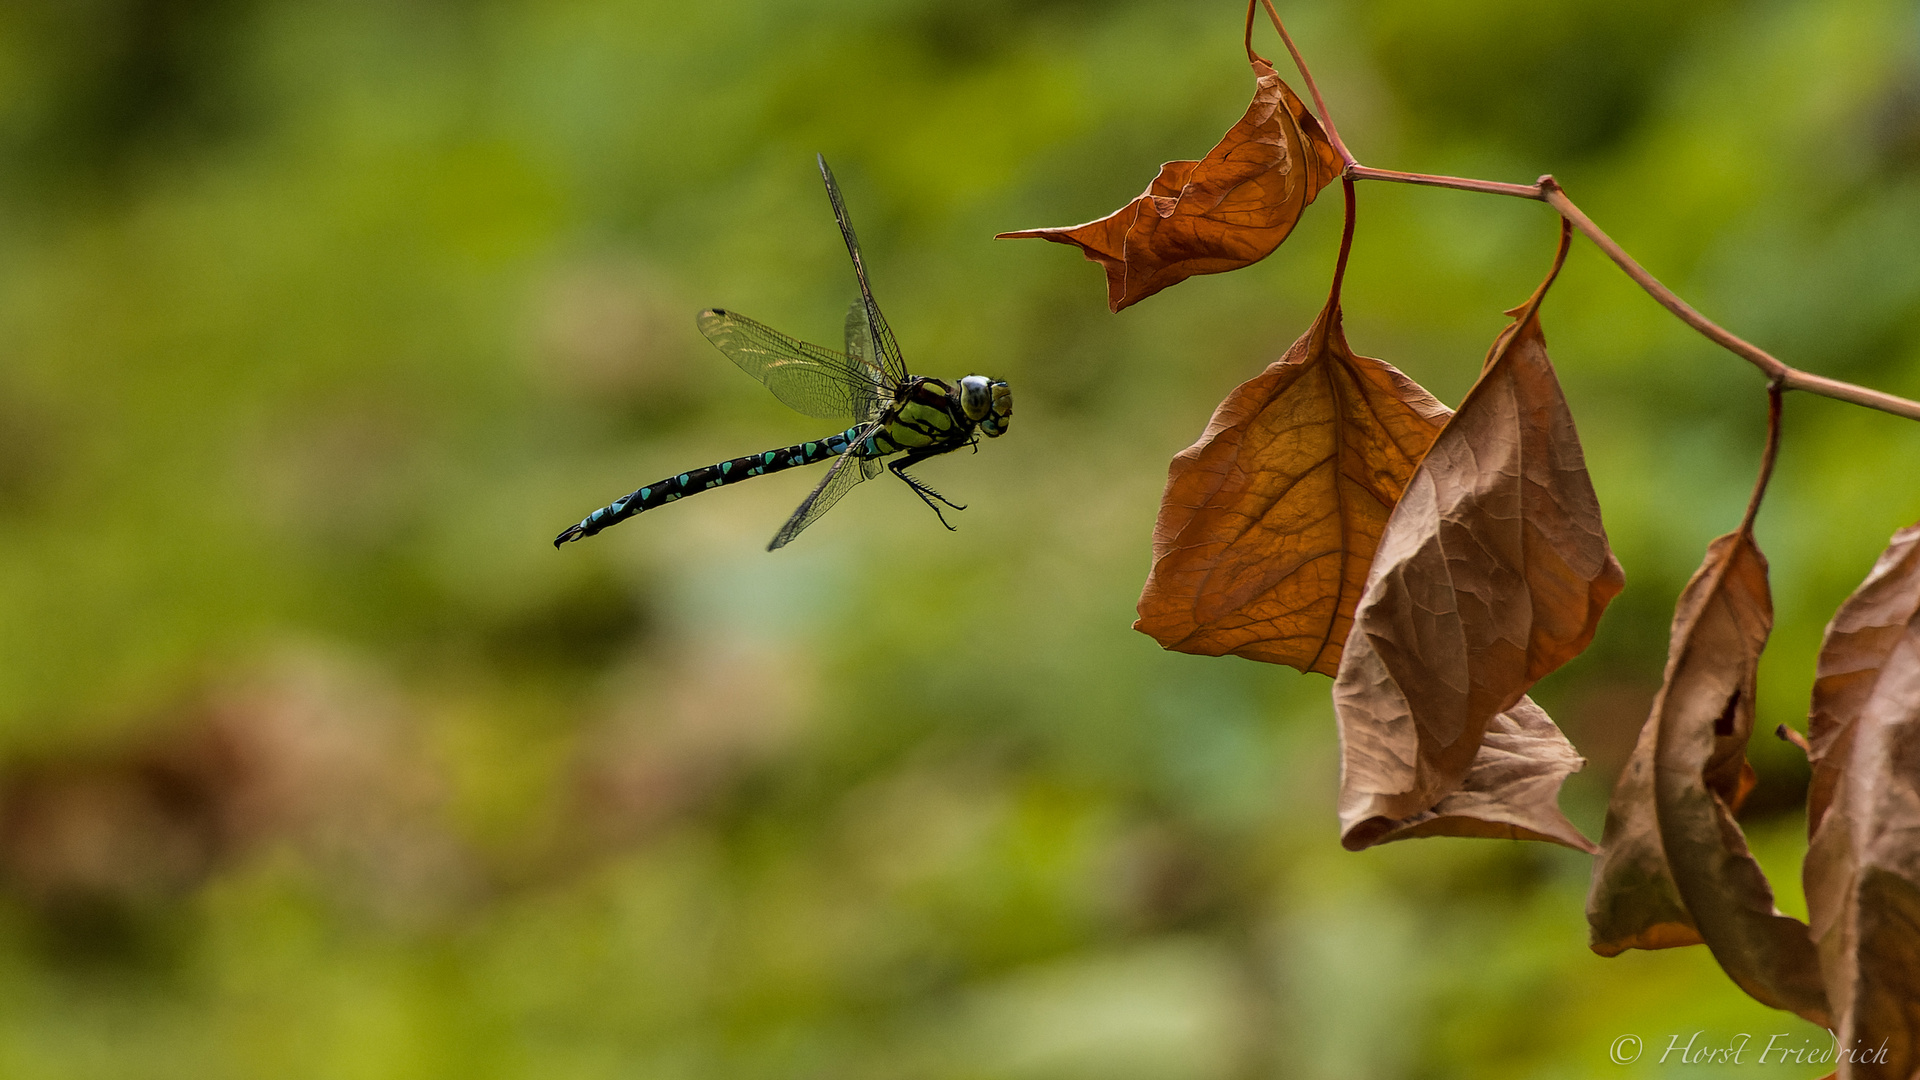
767;424;886;551
843;301;886;425
817;155;908;388
698;308;887;422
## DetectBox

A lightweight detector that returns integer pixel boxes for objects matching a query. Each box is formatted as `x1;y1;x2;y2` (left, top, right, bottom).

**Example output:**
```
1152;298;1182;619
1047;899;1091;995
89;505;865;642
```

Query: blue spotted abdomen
554;425;866;545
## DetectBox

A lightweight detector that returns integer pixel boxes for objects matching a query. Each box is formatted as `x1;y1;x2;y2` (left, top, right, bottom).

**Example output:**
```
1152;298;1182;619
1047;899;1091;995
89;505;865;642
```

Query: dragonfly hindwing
697;308;885;422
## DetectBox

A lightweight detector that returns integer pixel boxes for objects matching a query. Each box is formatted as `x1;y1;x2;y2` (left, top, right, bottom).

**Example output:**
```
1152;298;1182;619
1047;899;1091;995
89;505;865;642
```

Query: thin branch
1776;723;1813;757
1241;1;1919;421
1338;164;1920;423
1541;180;1785;385
1255;0;1354;166
1345;165;1545;201
1539;181;1920;421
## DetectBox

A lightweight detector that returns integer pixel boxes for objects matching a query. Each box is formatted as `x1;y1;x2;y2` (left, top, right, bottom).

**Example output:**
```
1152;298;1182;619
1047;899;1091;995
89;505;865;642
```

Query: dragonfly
555;155;1013;552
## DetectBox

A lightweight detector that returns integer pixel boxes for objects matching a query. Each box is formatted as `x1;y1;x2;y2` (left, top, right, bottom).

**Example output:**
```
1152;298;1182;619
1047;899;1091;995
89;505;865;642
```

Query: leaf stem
1328;177;1356;306
1255;0;1355;166
1740;381;1784;534
1337;165;1920;423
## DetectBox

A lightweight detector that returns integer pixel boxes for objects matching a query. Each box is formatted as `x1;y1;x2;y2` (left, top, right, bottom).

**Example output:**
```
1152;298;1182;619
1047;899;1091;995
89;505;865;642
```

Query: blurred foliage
0;0;1916;1076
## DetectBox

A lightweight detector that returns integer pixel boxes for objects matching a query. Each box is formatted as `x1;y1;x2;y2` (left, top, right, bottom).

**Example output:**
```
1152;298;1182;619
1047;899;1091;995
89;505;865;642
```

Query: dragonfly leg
888;456;965;530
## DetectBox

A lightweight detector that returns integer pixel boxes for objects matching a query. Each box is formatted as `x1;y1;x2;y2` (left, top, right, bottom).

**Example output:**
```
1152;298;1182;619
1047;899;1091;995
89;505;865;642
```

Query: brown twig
1244;1;1920;422
1333;165;1920;423
1776;723;1813;757
1344;165;1544;200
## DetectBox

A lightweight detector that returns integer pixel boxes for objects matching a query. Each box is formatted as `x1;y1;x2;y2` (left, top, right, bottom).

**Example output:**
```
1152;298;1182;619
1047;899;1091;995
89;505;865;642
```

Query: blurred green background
0;0;1915;1076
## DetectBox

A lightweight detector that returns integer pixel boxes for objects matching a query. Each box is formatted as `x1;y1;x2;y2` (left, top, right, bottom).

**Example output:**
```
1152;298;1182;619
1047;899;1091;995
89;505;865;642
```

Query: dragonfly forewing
817;155;907;388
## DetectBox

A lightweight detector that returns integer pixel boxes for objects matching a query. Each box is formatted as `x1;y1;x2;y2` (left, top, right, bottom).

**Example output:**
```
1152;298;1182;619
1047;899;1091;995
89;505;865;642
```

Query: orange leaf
1803;523;1920;1075
997;54;1342;312
1134;296;1450;675
1588;527;1829;1026
1332;223;1622;849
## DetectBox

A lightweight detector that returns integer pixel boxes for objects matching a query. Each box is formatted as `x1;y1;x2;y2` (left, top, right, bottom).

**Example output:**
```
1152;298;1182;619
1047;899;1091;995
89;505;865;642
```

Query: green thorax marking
874;378;965;451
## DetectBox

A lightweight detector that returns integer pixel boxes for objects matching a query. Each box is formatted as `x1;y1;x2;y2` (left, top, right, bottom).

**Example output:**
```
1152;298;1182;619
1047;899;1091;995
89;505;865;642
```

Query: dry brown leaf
1587;531;1770;955
1133;295;1450;675
1332;222;1621;849
1339;696;1595;850
1587;526;1829;1024
1586;708;1707;955
1803;523;1920;1077
996;49;1341;312
1807;525;1920;835
1651;530;1829;1025
1586;386;1828;1026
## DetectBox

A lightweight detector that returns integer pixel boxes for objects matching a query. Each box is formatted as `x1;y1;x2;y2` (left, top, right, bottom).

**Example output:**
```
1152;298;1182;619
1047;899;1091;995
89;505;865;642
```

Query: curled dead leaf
1339;696;1595;850
1587;533;1772;957
1134;295;1450;675
1588;383;1829;1027
1332;222;1620;849
1601;528;1827;1023
1586;708;1707;955
1803;523;1920;1076
997;50;1342;312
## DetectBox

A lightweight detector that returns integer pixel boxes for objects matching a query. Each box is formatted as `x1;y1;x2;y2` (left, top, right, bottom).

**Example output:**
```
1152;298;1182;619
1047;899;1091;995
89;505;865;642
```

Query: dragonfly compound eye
982;380;1012;437
958;375;994;422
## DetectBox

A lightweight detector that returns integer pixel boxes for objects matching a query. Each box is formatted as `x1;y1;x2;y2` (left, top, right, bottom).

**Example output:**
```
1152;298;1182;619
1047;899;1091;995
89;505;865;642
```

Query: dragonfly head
959;375;1013;437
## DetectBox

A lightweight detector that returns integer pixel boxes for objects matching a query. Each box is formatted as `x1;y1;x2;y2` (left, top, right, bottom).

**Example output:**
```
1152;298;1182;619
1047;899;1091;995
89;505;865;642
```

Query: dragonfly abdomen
554;425;866;546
